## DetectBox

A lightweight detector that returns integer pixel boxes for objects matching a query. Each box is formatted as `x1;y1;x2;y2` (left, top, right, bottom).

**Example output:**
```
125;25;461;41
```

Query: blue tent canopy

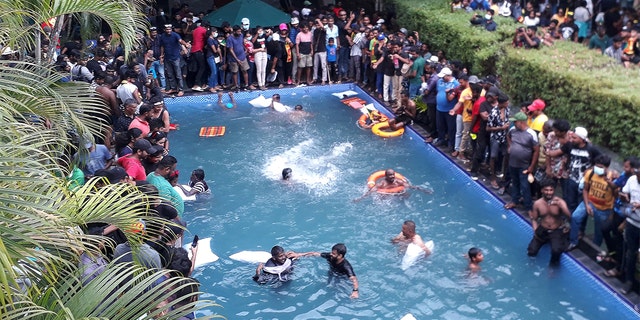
203;0;291;28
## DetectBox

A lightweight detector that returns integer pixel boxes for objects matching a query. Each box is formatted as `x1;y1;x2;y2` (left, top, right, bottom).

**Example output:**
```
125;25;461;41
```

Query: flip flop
504;202;516;209
603;269;620;277
177;91;184;97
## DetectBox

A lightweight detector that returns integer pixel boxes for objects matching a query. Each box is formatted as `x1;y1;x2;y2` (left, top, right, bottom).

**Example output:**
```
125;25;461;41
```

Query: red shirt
191;26;207;53
117;155;146;181
471;96;486;133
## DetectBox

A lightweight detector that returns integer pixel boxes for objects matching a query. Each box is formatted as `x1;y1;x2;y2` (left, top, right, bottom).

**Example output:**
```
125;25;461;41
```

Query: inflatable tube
173;185;196;201
183;237;219;269
367;170;408;194
371;122;404;138
357;113;388;129
249;95;272;108
229;250;272;264
401;240;434;270
272;101;292;113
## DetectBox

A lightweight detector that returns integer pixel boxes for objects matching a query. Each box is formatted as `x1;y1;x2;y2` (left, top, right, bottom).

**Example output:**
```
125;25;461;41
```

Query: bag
533;167;546;182
71;65;90;82
214;55;221;64
401;63;413;78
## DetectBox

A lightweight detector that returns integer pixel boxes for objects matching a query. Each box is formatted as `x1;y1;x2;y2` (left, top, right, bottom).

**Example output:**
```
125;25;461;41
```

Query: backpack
71;65;90;82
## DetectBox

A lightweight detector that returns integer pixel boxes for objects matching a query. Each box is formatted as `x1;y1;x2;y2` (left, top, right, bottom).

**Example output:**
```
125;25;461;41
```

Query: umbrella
203;0;291;28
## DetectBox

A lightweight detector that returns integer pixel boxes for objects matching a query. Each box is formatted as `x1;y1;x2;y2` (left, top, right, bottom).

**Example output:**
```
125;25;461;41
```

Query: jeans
150;60;166;88
192;51;206;86
164;57;184;91
408;82;421;99
349;55;361;82
313;51;327;82
338;46;350;76
376;71;384;96
624;222;640;283
436;110;456;149
562;178;581;213
509;166;533;211
454;114;463;151
206;56;219;88
460;121;472;153
569;202;612;246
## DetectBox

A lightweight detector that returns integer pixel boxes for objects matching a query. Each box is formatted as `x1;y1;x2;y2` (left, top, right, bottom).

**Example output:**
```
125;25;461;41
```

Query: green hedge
391;0;640;155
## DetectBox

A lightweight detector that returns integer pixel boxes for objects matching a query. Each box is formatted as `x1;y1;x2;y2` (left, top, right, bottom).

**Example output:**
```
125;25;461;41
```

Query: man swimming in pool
303;243;359;299
253;245;298;283
282;168;292;180
353;169;432;202
391;220;432;255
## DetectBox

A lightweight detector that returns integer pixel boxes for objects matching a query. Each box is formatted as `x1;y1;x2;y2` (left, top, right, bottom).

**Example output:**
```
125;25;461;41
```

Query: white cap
437;67;453;77
574;127;588;141
271;33;280;41
291;17;299;25
377;19;385;24
429;56;439;63
241;18;250;25
301;8;311;16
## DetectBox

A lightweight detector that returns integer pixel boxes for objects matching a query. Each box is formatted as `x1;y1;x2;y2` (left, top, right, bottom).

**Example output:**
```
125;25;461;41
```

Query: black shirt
320;252;356;277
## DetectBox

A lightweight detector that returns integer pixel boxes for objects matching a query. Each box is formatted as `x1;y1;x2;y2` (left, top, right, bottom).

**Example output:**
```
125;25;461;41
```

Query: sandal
451;151;459;157
504;202;516;209
491;180;500;190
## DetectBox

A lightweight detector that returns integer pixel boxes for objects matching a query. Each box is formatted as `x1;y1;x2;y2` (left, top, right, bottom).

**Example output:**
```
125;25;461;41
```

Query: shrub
390;0;640;154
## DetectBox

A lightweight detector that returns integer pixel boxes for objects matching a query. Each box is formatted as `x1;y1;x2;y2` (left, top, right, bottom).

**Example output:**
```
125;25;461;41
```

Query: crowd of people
13;0;638;314
462;0;640;65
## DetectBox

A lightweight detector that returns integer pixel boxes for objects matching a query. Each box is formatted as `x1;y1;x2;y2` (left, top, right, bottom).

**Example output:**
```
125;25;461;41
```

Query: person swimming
468;247;484;272
282;168;292;180
253;245;297;284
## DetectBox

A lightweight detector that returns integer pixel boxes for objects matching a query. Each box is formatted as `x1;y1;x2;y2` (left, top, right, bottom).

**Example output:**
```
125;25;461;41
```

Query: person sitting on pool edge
391;220;432;255
253;245;299;284
353;169;432;202
282;168;292;180
387;92;416;131
302;243;359;299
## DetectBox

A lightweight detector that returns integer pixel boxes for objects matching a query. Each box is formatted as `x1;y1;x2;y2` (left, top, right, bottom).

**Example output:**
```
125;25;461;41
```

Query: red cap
527;99;546;112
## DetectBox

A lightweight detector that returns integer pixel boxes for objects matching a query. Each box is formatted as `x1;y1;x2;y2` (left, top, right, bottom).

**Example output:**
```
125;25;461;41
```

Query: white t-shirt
622;175;640;227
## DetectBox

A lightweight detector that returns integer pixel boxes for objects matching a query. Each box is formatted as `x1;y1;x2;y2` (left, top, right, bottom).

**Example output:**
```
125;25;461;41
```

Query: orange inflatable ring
367;170;408;194
371;121;404;138
357;113;388;128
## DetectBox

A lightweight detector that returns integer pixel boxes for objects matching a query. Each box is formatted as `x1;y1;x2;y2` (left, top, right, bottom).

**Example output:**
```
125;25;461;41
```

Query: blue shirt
435;78;459;112
159;32;183;61
226;34;246;62
327;44;337;62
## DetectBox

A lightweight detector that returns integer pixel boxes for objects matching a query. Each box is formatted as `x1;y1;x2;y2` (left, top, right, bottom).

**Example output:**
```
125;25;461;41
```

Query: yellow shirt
584;168;615;210
459;87;474;122
527;113;548;132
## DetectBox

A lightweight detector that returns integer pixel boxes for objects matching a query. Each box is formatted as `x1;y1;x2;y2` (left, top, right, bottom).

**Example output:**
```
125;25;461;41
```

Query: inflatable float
183;237;219;269
371;122;404;138
229;250;272;264
173;185;196;201
401;240;435;270
367;170;408;194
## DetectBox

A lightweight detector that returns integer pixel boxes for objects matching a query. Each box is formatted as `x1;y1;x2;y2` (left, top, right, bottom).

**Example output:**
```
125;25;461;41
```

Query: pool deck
174;83;640;311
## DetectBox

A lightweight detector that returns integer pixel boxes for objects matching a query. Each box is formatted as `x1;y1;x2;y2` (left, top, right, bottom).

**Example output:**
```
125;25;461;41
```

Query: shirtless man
391;220;432;254
353;169;431;202
387;92;416;131
527;178;571;265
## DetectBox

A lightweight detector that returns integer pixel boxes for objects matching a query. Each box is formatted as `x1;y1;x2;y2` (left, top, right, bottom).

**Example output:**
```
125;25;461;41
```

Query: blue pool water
166;85;636;319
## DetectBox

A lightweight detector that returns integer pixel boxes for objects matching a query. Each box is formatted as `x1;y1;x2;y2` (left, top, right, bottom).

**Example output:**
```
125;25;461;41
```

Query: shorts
395;114;413;126
229;59;250;73
298;54;312;68
489;139;507;158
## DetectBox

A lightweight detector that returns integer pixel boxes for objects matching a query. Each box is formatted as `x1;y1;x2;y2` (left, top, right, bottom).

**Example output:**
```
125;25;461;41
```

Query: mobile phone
191;235;199;247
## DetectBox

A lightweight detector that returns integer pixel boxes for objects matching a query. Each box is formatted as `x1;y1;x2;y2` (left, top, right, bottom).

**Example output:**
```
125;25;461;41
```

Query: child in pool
468;247;484;272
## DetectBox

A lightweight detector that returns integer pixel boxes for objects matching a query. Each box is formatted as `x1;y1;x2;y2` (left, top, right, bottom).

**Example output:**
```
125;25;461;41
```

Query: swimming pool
166;85;636;319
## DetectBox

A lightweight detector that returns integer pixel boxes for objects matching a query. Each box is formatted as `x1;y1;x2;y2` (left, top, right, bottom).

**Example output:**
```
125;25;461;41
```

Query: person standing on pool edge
305;243;359;299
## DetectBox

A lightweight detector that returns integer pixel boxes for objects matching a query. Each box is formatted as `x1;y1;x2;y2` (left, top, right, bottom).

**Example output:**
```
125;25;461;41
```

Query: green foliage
390;0;640;155
414;96;428;113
